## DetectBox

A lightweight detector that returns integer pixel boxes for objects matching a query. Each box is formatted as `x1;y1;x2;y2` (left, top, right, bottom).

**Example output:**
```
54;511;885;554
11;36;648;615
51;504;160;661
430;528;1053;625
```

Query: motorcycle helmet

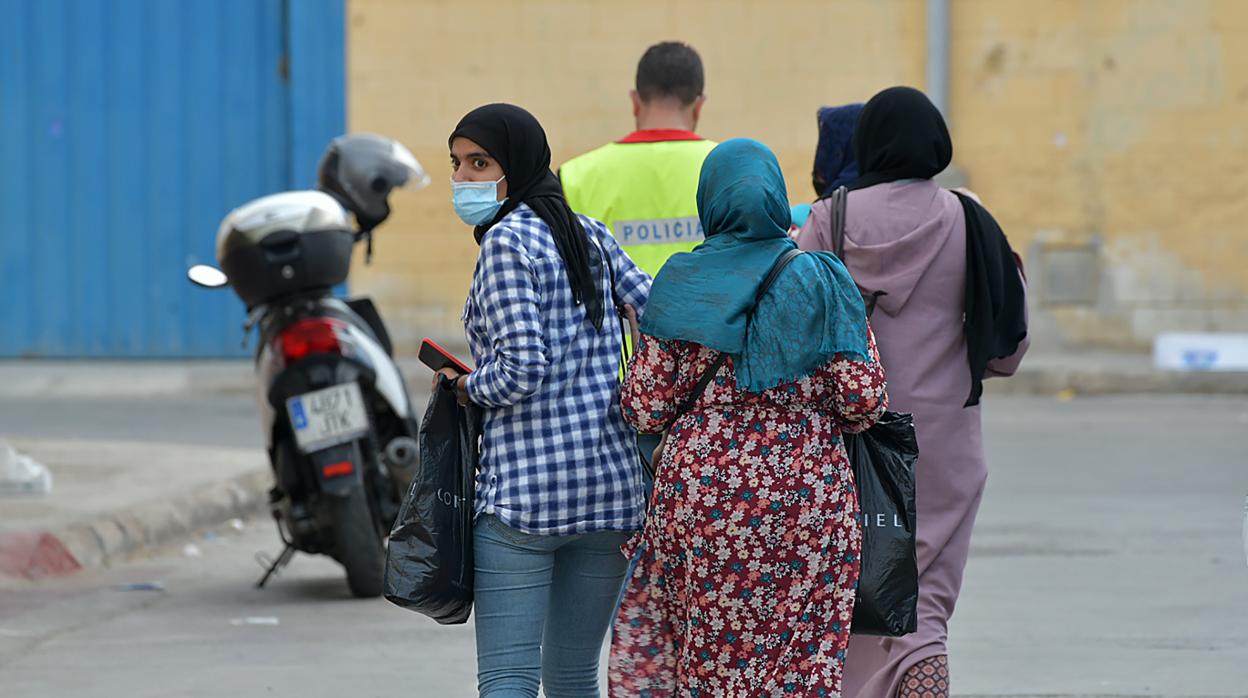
317;134;430;234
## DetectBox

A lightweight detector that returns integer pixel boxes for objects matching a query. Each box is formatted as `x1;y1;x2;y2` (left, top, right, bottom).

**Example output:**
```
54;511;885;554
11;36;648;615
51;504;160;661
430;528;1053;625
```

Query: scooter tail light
276;318;348;364
322;461;354;478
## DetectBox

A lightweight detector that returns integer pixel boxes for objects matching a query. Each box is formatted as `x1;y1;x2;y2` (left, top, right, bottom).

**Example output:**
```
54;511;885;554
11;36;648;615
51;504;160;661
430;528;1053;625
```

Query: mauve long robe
798;180;1028;697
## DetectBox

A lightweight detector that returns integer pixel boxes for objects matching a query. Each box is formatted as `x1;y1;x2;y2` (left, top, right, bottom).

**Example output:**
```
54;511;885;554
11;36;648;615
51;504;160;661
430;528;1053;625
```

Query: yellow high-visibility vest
561;131;717;279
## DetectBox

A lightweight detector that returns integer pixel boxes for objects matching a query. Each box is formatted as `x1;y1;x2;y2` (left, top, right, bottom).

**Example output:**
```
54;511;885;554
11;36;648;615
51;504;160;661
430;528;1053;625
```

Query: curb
0;467;269;579
984;365;1248;397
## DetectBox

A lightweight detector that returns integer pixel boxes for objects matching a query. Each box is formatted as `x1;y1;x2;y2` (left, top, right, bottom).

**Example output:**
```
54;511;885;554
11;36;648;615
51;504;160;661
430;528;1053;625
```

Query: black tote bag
383;375;479;624
845;411;919;636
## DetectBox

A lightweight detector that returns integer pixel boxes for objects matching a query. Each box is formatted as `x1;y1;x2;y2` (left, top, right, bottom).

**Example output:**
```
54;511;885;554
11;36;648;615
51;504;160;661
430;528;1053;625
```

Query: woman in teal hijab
640;137;869;390
610;139;888;697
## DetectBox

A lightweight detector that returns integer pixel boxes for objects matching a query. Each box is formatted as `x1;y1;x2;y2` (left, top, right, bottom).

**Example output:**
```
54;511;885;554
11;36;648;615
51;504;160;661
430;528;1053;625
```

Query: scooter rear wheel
330;484;385;598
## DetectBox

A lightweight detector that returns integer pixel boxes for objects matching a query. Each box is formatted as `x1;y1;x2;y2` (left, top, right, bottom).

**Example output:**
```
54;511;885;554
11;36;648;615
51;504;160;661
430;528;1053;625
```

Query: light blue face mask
451;176;506;226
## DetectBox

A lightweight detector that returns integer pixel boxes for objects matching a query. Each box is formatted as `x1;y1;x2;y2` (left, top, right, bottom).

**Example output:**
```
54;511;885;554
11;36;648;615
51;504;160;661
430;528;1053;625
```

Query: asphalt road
2;395;1247;697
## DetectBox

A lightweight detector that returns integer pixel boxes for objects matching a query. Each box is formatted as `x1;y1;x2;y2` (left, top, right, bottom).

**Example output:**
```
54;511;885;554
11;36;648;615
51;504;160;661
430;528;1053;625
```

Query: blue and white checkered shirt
462;204;651;535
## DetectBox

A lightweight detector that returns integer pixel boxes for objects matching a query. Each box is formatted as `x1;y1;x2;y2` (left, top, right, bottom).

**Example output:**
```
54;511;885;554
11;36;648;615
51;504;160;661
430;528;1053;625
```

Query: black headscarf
449;103;604;329
956;192;1027;406
846;86;953;193
849;86;1026;407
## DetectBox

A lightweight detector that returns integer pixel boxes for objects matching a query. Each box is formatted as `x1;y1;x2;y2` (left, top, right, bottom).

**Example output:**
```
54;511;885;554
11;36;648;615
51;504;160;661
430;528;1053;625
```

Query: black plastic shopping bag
384;375;478;624
847;411;919;636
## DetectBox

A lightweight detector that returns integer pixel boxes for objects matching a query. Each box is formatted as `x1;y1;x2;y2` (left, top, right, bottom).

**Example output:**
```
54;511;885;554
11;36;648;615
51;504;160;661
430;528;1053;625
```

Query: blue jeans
474;515;630;698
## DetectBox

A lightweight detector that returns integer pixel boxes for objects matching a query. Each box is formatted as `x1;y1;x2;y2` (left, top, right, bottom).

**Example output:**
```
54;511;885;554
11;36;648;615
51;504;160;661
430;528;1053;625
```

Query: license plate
287;383;369;453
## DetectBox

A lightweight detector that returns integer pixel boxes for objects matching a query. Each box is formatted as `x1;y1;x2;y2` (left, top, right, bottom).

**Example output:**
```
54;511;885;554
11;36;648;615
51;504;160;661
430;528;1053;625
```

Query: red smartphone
419;339;472;374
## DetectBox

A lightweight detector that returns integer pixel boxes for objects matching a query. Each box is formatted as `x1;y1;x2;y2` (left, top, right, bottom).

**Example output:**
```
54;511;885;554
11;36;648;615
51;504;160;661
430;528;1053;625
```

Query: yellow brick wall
347;0;925;352
349;0;1248;353
950;0;1248;347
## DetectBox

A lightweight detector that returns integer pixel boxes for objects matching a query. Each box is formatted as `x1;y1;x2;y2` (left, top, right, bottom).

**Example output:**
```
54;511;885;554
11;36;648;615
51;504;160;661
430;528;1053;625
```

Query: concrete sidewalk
0;439;268;579
0;360;260;399
985;349;1248;397
0;356;443;399
2;349;1247;400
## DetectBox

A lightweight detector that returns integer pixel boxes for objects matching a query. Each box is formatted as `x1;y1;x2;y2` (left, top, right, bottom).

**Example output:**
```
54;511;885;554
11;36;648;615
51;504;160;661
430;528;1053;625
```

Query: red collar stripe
617;129;704;144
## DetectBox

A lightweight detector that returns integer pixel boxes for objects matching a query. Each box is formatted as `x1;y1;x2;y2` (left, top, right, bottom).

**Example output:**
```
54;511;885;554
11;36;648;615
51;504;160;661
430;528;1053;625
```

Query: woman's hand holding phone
421;339;472;405
433;367;470;406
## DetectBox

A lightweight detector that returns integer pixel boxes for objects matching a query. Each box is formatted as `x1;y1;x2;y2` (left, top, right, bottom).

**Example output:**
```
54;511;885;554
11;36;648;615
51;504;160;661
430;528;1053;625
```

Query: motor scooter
188;135;429;597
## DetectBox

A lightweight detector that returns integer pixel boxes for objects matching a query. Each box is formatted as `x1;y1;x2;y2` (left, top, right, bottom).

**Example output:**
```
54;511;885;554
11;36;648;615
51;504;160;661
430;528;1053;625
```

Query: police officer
561;42;715;489
560;41;716;280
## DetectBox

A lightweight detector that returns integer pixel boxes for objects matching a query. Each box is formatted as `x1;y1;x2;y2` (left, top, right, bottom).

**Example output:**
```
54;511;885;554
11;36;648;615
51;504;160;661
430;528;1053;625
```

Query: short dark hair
635;42;704;106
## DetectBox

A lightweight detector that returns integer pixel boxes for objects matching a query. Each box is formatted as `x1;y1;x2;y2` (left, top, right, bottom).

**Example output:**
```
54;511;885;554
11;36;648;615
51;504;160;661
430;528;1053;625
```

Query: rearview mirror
187;264;229;289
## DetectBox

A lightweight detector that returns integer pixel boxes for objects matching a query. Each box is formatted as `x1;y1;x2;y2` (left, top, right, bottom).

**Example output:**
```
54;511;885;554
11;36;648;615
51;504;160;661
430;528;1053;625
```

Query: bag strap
595;236;633;370
673;248;804;417
756;248;805;308
826;186;888;316
673;352;730;418
830;185;848;259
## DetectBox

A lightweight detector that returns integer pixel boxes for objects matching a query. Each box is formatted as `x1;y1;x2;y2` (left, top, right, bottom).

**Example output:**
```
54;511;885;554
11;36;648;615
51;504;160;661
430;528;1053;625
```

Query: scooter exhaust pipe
384;437;419;469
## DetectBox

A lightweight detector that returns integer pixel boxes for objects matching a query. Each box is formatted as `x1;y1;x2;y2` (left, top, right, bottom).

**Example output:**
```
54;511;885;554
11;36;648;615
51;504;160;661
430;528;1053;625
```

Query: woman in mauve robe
798;87;1028;698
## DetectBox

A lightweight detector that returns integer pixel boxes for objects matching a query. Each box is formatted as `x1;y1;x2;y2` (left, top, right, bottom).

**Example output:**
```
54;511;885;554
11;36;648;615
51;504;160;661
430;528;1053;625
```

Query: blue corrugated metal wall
0;0;345;357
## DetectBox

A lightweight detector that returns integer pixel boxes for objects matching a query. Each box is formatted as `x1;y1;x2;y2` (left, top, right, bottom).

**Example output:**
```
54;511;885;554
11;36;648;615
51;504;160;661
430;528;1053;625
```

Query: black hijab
849;86;1026;406
449;103;604;330
846;86;953;193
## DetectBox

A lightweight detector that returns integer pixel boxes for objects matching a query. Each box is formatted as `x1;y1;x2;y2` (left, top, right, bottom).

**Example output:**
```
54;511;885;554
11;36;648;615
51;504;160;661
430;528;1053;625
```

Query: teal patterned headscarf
640;138;870;392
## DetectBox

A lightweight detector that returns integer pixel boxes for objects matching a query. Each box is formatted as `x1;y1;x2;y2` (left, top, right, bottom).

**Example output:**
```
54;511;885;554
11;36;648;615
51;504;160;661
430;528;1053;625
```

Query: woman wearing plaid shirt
441;104;651;698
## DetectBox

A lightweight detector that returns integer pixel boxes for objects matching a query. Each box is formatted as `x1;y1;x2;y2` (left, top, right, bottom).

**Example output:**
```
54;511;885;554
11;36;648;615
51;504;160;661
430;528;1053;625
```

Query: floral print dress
610;331;887;698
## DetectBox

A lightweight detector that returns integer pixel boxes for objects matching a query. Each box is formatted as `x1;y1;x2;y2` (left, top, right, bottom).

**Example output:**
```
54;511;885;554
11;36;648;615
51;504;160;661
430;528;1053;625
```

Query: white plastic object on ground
230;617;280;626
0;441;53;496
